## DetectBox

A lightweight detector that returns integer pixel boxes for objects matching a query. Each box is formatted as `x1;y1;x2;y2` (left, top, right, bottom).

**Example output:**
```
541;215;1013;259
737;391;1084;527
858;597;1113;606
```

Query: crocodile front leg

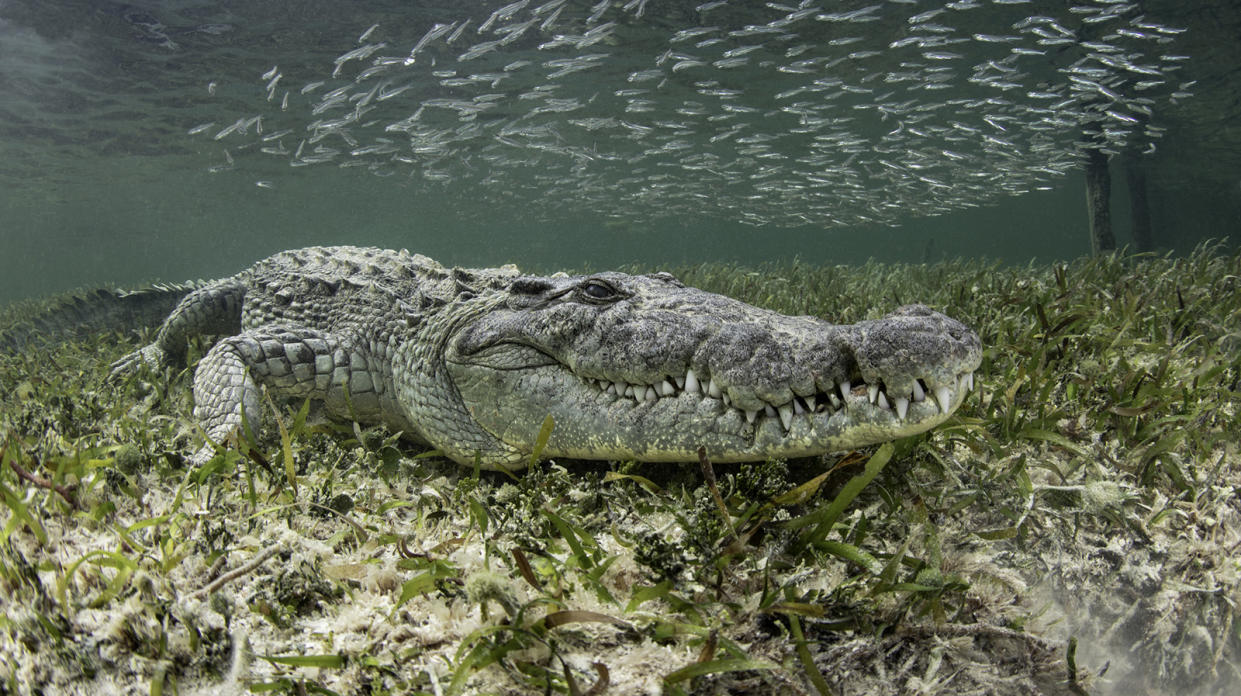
190;326;393;462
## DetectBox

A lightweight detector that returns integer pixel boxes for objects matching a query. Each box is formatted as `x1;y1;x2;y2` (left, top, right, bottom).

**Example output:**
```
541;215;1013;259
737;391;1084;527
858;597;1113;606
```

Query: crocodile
0;283;200;353
108;246;982;470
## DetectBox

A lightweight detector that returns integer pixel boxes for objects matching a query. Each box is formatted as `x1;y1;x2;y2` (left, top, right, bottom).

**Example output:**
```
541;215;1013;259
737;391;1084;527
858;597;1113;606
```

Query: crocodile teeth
934;386;952;413
589;366;965;434
777;403;793;431
684;368;700;394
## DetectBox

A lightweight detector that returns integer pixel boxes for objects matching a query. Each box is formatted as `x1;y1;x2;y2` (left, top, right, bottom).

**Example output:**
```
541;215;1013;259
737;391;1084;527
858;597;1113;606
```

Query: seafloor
0;246;1237;695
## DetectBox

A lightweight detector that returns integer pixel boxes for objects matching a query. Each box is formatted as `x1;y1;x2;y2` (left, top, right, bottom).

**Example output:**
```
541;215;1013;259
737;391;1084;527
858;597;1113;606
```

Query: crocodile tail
0;282;200;353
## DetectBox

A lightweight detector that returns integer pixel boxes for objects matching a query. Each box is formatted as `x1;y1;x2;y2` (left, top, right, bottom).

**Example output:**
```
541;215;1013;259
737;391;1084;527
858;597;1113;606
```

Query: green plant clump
0;244;1238;695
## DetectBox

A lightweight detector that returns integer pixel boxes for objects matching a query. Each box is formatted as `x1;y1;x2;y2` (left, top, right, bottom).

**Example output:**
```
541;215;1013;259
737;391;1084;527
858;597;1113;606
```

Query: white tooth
793;398;805;415
805;395;816;411
745;409;757;424
912;380;925;401
829;393;842;409
659;379;676;396
935;386;952;413
965;373;975;392
623;384;635;398
778;403;793;431
722;393;731;407
895;396;909;420
674;375;685;390
868;384;879;403
604;382;615;394
839;380;851;401
877;392;890;410
644;386;658;402
685;368;700;393
707;378;722;399
764;404;777;418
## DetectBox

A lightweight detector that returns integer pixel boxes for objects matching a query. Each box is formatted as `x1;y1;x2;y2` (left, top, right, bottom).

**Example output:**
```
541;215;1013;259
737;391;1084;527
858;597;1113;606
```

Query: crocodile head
439;271;981;469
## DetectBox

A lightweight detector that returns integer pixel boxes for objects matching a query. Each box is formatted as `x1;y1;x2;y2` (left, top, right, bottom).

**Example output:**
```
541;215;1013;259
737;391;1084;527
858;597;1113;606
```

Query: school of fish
196;0;1192;228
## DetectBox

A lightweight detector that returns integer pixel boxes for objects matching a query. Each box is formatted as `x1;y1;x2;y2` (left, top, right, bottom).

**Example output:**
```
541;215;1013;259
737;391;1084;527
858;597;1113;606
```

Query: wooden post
1124;154;1153;252
1084;148;1114;254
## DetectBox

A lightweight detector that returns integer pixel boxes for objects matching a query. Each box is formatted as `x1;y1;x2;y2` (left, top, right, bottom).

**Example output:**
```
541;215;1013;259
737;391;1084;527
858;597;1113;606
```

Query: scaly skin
111;246;982;470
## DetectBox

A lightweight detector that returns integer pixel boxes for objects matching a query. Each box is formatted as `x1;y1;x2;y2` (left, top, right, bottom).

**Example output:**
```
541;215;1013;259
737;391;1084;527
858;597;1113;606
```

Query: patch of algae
0;245;1238;695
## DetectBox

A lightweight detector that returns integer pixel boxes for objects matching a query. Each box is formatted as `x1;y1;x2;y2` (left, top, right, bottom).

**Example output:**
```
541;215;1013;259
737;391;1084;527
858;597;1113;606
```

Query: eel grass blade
789;443;894;550
259;654;346;669
529;414;554;468
790;613;838;696
662;656;779;687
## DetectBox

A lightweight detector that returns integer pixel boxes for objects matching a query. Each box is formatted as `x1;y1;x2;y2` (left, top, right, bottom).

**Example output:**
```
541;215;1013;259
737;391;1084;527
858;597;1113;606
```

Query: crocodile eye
579;279;618;301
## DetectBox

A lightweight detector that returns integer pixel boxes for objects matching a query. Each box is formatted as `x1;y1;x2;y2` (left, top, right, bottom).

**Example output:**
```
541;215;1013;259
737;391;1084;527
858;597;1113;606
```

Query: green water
1;0;1238;302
